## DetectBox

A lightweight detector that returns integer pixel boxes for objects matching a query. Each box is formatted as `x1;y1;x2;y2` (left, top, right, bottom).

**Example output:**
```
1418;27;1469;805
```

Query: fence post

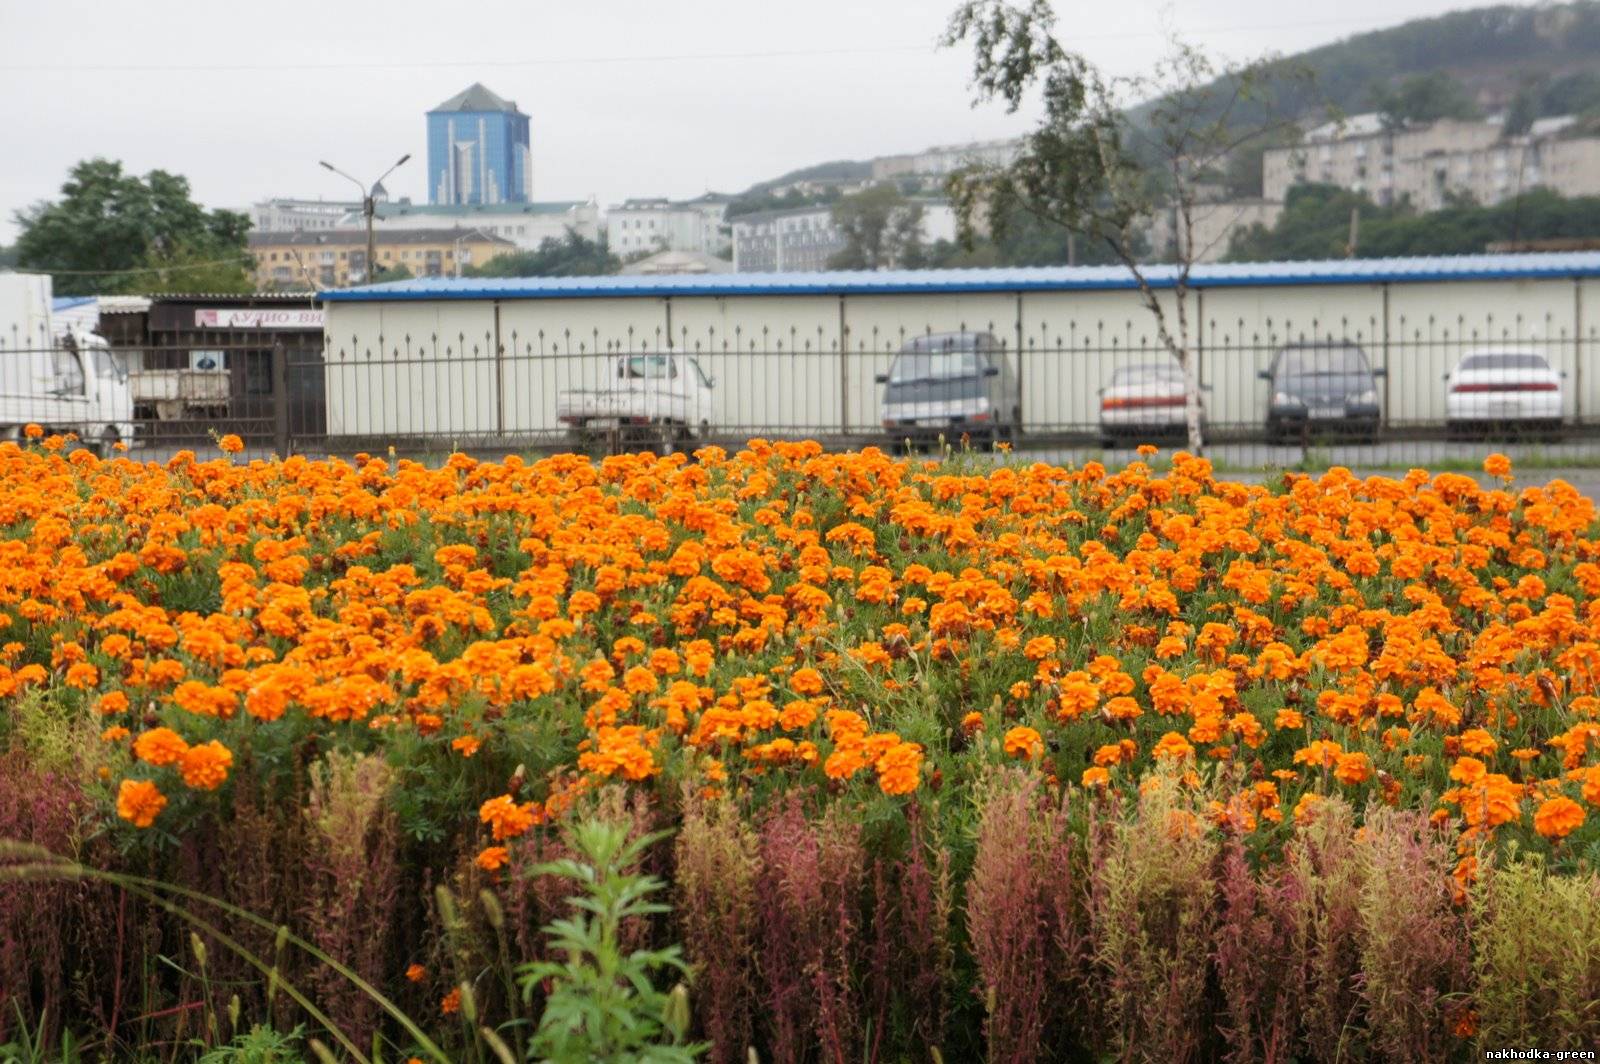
271;340;290;458
1576;278;1585;425
838;295;849;438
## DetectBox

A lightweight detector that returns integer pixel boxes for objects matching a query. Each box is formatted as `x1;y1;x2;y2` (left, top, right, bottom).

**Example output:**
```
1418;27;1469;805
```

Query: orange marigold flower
479;794;538;840
116;779;167;828
451;735;483;758
1152;732;1195;762
1081;766;1111;788
405;963;427;983
23;423;43;439
133;727;189;767
1333;752;1373;786
476;846;510;872
1482;453;1512;479
178;740;233;791
217;434;244;455
440;987;461;1015
100;725;130;742
1273;709;1304;730
874;741;922;796
1534;795;1585;839
64;662;99;689
790;667;825;695
97;691;130;716
960;710;985;734
1002;726;1043;760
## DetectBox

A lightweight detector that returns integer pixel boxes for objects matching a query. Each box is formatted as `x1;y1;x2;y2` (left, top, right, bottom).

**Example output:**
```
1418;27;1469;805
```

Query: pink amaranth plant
673;795;761;1064
966;770;1057;1064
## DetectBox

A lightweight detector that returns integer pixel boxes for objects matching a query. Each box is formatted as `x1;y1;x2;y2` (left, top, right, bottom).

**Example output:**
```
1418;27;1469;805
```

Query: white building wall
321;272;1597;440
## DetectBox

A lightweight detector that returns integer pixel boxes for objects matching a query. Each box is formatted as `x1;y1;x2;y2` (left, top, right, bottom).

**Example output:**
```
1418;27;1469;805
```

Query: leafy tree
827;184;926;270
1372;70;1480;128
725;186;843;220
464;230;620;278
943;0;1299;452
371;262;413;284
0;244;16;270
13;159;250;296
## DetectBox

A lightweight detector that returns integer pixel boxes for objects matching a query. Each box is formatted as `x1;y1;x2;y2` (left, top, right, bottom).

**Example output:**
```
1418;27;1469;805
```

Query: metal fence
8;318;1600;471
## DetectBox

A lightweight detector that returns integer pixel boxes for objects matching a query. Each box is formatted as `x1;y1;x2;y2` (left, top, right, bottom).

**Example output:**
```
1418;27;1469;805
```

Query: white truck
0;273;136;452
132;353;231;422
555;352;716;452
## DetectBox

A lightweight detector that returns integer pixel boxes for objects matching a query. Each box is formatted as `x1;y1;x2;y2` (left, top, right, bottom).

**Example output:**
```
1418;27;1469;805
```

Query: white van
0;273;135;452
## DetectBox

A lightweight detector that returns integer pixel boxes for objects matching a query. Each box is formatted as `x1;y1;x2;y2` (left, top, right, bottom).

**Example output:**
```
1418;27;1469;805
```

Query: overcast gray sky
0;0;1539;242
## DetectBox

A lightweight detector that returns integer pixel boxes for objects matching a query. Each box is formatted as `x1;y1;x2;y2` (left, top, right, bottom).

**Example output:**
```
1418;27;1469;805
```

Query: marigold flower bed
3;436;1600;1059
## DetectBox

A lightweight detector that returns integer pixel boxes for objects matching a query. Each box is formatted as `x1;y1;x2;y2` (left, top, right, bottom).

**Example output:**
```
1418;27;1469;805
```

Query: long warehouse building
316;252;1600;445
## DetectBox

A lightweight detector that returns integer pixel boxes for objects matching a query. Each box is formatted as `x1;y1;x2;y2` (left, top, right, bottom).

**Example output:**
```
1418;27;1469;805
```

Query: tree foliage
464;230;620;278
1227;184;1600;261
827;185;926;270
1372;71;1481;129
13;158;251;296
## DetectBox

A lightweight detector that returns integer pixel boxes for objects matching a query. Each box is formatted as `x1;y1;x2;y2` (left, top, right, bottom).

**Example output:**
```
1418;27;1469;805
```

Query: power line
0;16;1429;74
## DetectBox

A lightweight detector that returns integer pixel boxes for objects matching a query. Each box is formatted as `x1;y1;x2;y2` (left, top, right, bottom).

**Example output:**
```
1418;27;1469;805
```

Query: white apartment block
338;200;601;251
251;197;366;233
1264;113;1600;211
731;200;961;273
871;139;1024;183
606;196;732;258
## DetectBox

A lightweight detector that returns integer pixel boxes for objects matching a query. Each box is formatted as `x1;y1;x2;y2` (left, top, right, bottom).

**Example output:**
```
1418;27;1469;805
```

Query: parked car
877;331;1019;449
1444;349;1564;436
556;352;716;453
1260;342;1384;443
1098;360;1200;447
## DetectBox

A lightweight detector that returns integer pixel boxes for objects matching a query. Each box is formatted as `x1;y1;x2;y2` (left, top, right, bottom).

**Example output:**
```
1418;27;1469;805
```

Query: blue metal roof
318;251;1600;303
51;296;97;311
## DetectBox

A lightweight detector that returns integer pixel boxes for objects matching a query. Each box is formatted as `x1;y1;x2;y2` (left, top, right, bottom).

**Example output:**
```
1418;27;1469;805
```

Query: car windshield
1460;352;1549;371
90;348;127;382
622;355;676;380
1275;346;1370;375
888;350;983;384
1111;363;1183;385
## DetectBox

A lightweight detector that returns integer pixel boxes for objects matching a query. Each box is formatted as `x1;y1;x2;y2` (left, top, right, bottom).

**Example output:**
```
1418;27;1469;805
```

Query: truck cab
0;274;135;453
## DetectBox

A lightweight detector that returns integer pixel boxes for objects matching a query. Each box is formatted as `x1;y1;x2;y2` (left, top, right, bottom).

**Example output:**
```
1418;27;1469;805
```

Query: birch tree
943;1;1304;452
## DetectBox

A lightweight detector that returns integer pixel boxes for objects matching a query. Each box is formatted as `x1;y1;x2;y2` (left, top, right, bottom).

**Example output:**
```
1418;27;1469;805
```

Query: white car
1099;361;1197;447
1444;349;1563;434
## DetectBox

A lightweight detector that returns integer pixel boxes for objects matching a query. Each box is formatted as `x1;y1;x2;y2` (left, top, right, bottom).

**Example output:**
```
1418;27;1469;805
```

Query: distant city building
251;194;376;233
427;83;532;206
731;198;962;272
606;194;732;257
1263;112;1600;210
1147;199;1285;264
870;139;1024;185
337;200;601;251
248;227;516;288
618;249;734;275
731;205;846;272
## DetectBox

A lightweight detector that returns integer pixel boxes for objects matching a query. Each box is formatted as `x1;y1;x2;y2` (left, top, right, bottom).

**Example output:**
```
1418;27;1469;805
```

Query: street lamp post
319;154;410;284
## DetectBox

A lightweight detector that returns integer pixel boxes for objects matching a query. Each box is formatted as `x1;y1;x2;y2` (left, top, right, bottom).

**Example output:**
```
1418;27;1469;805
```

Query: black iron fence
6;320;1599;470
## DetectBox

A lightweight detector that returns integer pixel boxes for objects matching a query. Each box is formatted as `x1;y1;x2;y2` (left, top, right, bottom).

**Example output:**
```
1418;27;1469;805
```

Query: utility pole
319;154;410;284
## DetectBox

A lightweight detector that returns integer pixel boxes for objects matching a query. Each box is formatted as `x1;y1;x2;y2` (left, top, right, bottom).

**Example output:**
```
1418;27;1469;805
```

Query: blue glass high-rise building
426;83;532;206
